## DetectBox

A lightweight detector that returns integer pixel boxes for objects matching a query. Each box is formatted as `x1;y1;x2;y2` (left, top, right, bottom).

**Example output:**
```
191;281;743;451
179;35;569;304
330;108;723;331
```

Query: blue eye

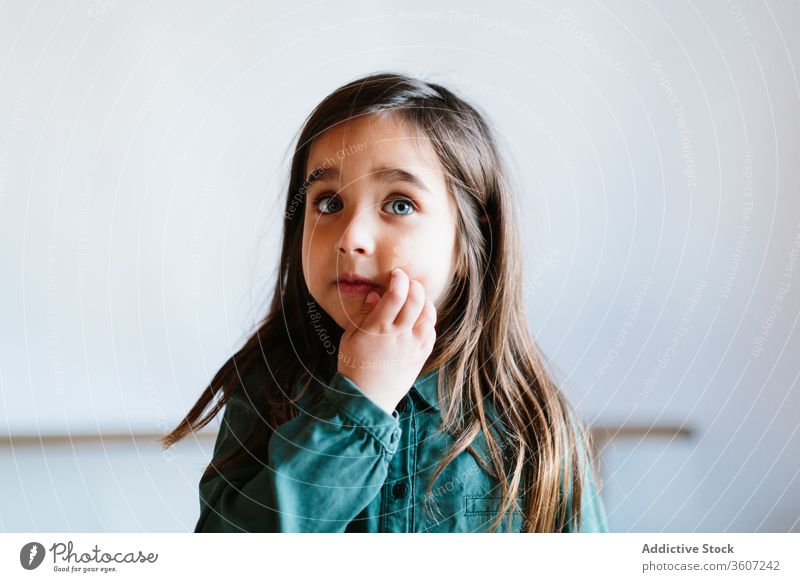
313;195;343;214
311;194;418;216
384;198;416;216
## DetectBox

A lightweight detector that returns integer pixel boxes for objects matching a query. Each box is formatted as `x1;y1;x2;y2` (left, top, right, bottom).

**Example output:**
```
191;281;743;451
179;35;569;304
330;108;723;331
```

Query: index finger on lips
365;267;409;330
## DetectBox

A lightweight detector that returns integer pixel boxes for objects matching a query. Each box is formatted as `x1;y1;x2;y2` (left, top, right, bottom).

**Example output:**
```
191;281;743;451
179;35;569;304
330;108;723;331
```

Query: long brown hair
161;72;600;532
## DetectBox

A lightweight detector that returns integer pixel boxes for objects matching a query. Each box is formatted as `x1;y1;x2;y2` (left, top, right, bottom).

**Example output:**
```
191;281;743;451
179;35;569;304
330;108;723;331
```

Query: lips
334;272;381;296
334;273;379;286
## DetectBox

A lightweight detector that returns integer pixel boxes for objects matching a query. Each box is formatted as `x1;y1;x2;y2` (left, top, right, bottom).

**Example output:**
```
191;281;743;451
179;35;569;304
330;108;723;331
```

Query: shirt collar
410;367;440;411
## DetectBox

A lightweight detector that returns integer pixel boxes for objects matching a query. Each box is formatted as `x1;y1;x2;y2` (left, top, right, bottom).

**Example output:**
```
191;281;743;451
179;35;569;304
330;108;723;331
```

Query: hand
336;268;438;415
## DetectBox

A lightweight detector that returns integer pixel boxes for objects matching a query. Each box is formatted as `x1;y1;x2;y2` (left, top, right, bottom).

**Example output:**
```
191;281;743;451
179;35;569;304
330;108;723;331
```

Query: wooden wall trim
0;424;692;448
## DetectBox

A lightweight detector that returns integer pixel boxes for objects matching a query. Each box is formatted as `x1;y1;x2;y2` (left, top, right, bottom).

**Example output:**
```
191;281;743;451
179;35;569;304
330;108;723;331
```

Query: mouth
333;273;381;295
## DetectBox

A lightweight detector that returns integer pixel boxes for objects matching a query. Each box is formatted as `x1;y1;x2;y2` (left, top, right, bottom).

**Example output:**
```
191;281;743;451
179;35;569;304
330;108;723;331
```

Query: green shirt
195;367;609;532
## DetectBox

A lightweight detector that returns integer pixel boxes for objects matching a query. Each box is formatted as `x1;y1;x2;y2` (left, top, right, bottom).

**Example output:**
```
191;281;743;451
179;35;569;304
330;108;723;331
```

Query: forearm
195;372;401;532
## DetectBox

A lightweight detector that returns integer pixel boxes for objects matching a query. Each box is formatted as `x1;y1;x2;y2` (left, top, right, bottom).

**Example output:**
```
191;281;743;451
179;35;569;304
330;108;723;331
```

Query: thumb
347;291;379;334
354;290;379;327
359;290;379;314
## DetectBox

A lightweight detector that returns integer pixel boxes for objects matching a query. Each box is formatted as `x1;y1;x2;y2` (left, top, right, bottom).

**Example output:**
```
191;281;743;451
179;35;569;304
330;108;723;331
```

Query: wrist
336;370;399;415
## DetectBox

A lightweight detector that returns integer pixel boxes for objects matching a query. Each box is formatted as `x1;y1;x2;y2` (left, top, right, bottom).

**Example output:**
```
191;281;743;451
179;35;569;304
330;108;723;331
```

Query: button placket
391;482;408;499
380;395;415;532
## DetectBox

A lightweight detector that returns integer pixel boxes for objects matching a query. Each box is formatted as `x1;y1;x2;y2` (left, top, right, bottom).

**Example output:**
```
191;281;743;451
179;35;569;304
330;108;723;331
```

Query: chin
334;309;361;330
314;302;346;330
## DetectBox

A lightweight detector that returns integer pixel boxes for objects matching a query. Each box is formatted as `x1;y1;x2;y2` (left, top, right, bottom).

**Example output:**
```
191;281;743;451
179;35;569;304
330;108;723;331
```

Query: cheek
423;229;459;301
303;218;327;261
412;251;454;300
301;222;326;289
387;233;414;270
301;228;311;278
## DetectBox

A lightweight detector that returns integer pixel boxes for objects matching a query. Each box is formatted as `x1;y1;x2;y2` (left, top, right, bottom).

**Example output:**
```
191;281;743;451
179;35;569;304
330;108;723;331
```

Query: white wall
1;0;798;532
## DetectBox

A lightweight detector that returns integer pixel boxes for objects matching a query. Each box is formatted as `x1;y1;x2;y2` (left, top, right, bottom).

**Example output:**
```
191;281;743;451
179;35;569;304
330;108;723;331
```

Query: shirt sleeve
194;371;401;532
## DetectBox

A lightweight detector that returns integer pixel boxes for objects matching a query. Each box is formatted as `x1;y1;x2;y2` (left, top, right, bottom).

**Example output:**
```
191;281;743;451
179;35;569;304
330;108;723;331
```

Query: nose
336;206;377;256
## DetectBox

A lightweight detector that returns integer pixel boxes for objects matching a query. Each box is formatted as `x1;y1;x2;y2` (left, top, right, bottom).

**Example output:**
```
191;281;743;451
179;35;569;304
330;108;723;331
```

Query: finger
347;290;380;335
365;268;409;329
413;296;437;336
418;321;437;356
423;326;437;353
394;280;425;328
363;290;380;312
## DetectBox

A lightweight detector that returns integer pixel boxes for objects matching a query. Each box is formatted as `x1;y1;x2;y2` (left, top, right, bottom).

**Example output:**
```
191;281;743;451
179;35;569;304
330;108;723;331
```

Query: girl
161;72;609;533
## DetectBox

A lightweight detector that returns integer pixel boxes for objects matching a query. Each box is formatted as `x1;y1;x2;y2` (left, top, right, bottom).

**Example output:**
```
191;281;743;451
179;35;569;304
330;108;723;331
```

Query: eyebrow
302;166;430;194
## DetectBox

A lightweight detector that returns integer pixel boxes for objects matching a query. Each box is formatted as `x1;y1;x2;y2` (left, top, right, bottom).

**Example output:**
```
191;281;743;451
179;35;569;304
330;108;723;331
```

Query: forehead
305;114;445;182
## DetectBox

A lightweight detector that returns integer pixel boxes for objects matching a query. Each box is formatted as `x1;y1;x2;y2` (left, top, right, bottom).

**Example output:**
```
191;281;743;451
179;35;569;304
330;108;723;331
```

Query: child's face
301;113;460;330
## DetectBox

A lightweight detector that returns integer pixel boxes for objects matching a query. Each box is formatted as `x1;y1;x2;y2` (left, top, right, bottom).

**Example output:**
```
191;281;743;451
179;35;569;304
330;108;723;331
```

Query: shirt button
392;483;407;499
